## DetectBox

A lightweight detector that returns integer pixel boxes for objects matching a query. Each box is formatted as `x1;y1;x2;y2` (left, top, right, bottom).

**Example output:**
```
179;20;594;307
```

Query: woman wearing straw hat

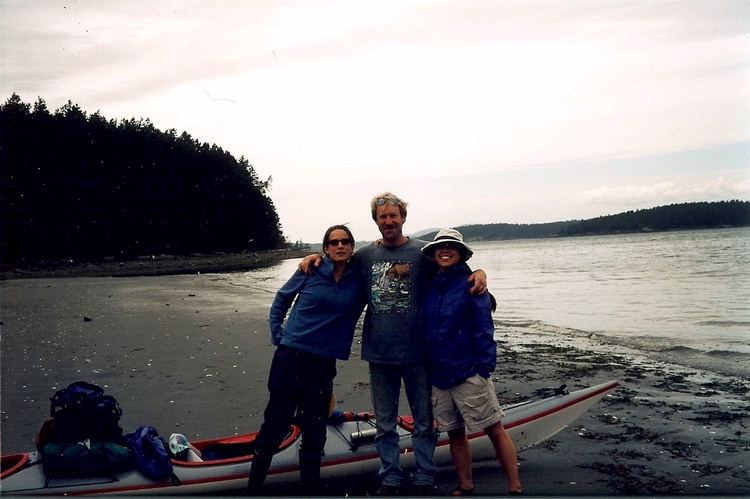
422;228;523;496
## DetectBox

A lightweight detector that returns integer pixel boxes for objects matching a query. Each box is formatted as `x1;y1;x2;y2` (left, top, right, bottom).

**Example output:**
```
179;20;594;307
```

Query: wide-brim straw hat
421;228;473;261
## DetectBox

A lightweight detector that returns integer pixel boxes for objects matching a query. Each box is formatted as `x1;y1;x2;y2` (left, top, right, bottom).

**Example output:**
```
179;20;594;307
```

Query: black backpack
49;381;124;443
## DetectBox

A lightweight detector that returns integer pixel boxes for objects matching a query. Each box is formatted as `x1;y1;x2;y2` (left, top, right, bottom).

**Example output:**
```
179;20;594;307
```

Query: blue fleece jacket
423;262;497;389
269;257;366;360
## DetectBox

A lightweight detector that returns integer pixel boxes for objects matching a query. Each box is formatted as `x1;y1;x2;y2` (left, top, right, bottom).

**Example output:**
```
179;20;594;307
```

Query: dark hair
322;224;355;256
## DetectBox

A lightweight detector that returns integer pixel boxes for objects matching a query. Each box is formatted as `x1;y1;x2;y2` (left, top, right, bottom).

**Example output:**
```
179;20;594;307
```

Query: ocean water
469;227;750;379
235;227;750;378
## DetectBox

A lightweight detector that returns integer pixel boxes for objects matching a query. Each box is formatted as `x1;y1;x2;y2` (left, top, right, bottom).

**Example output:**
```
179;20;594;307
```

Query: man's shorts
431;374;505;433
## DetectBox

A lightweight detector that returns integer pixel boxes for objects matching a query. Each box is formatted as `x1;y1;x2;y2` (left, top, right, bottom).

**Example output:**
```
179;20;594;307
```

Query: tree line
2;93;747;267
422;200;750;242
558;201;750;236
0;94;284;266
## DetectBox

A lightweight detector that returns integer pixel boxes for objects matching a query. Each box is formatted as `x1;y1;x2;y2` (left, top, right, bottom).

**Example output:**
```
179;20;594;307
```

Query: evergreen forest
0;94;284;266
558;200;750;236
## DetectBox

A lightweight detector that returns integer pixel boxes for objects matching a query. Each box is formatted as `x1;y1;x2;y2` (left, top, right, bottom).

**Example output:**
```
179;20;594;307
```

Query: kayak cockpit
0;453;29;479
172;426;301;466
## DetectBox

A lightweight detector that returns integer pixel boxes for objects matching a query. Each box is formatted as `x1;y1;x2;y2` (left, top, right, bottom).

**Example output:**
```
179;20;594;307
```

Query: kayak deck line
503;379;620;431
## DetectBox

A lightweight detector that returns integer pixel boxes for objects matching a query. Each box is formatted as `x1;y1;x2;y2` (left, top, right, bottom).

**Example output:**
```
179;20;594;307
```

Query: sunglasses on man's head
327;238;353;246
376;197;400;206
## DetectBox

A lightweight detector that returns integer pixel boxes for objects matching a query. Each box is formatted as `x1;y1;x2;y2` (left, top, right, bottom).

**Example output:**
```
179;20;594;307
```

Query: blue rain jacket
423;263;497;389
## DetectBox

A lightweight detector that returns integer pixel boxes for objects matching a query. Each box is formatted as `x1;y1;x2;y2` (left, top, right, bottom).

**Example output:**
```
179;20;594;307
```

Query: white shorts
432;374;505;433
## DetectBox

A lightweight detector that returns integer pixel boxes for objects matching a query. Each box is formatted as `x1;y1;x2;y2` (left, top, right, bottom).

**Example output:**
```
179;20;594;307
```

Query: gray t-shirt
351;238;436;365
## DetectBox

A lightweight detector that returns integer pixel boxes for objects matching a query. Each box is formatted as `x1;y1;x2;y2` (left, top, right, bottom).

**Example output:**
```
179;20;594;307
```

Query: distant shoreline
6;224;748;280
0;249;312;280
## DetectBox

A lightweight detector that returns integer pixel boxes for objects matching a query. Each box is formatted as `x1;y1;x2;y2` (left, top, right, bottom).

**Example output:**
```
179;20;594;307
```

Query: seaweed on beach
662;439;698;458
712;433;750;454
622;366;648;380
688;409;749;424
576;428;620;442
653;373;695;392
694;389;720;397
699;379;750;396
667;402;694;411
580;461;685;495
594;413;621;425
623;422;662;443
485;328;747;495
609;385;638;403
691;462;730;476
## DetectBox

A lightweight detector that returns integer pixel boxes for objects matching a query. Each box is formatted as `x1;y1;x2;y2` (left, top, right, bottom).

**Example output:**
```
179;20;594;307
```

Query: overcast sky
2;1;748;242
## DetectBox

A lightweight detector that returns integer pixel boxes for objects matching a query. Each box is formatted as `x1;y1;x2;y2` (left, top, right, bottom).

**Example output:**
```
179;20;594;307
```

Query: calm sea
237;227;750;378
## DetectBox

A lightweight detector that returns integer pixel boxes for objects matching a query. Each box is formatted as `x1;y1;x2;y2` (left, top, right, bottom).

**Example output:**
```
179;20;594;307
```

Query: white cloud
1;0;748;241
582;177;750;206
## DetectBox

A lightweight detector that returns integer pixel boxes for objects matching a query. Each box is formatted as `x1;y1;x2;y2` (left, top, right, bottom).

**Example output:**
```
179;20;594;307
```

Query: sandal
451;486;475;496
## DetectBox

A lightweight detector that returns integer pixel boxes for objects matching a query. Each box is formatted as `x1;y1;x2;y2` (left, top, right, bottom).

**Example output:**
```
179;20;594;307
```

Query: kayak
0;380;618;496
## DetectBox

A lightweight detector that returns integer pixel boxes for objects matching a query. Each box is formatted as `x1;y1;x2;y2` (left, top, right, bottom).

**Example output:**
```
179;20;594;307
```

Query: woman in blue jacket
422;229;523;496
247;225;366;495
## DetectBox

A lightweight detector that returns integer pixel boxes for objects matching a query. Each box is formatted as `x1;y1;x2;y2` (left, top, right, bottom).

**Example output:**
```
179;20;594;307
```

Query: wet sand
1;270;748;495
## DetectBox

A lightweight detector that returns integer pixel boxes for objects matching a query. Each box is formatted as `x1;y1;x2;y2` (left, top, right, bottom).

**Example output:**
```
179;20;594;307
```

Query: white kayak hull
0;380;618;495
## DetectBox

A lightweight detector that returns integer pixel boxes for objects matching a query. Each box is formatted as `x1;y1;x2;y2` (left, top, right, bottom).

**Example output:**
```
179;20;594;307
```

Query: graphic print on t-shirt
370;260;412;314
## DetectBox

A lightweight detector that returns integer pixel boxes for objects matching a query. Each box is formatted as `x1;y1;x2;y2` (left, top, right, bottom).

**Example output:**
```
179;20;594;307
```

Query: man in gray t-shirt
301;192;486;494
350;220;438;492
352;237;433;363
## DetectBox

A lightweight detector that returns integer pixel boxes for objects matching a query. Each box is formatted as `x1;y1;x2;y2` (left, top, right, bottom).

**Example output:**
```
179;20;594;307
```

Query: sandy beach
1;264;748;496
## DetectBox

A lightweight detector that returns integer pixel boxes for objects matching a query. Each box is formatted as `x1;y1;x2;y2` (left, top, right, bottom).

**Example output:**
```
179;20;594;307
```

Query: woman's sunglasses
327;238;353;246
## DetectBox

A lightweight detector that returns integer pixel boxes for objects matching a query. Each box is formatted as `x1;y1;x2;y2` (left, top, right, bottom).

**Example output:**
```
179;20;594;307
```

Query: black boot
246;451;273;496
299;449;322;496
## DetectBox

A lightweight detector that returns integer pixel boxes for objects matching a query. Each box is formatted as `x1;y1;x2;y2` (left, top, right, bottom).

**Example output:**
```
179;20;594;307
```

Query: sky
1;1;749;243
